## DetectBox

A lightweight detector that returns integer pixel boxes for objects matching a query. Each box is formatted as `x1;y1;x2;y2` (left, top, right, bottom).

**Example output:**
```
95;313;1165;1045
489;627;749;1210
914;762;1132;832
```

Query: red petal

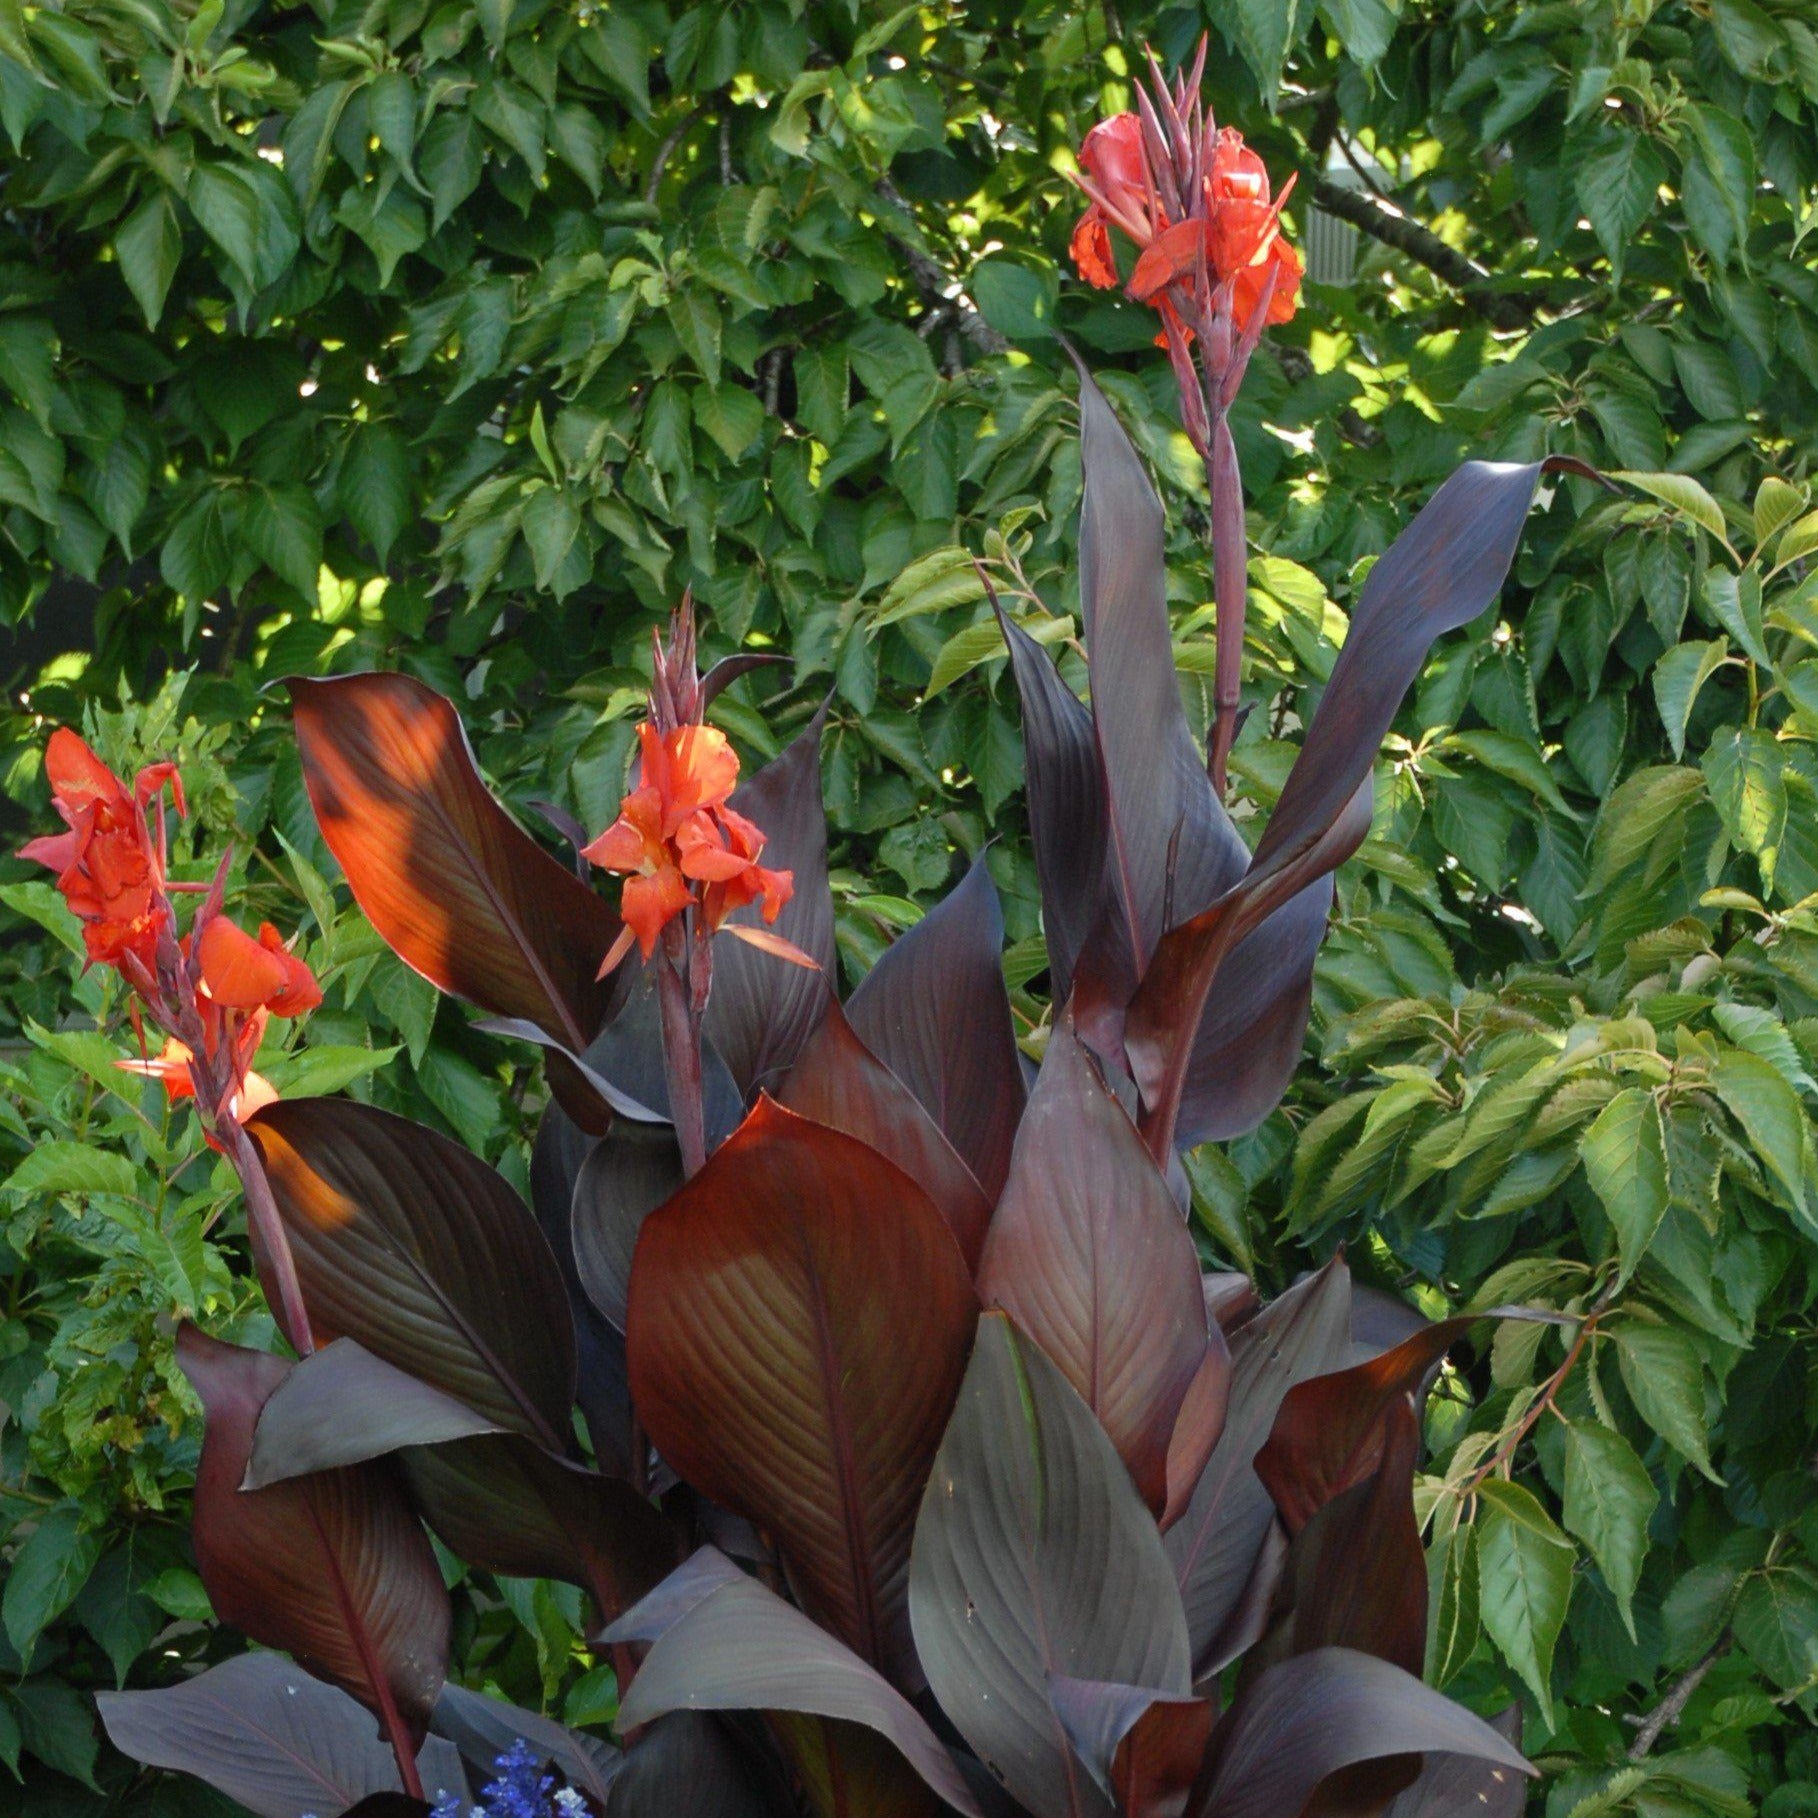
1129;219;1207;303
1070;212;1119;290
44;728;130;814
621;867;691;957
198;915;289;1008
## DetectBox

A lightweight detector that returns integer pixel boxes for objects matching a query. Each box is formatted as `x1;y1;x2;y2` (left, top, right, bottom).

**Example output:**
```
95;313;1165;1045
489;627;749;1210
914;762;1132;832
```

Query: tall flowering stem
1070;39;1303;796
20;730;324;1354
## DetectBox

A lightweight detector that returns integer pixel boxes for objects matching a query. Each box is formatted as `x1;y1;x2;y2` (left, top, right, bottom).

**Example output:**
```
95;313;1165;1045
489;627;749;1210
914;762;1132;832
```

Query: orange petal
258;923;323;1017
117;1037;197;1101
197;915;289;1008
1070;212;1119;289
44;728;130;814
1129;219;1207;303
621;866;692;957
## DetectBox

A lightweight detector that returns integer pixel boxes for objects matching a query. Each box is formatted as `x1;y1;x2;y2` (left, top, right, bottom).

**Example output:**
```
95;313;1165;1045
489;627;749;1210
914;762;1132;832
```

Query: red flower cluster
1069;66;1302;334
20;729;321;1128
584;721;793;969
20;728;182;971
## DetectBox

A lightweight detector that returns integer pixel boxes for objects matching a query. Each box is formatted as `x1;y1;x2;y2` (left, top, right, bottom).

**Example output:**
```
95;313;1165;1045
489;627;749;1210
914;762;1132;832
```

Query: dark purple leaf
1071;366;1247;995
401;1435;677;1622
339;1800;430;1816
1255;1397;1427;1679
244;1339;503;1486
1254;1319;1478;1535
528;797;592;875
704;705;835;1096
605;1549;981;1815
1162;1327;1232;1534
846;856;1026;1199
1172;881;1332;1149
530;1105;633;1474
572;1121;683;1333
606;1712;788;1817
1380;1708;1525;1818
98;1654;467;1818
1132;457;1579;1154
627;1100;976;1684
1196;1649;1531;1818
432;1683;620;1804
700;651;792;707
176;1329;450;1752
1165;1262;1353;1677
991;600;1112;1004
978;1016;1208;1511
1048;1676;1211;1818
248;1098;576;1453
773;1716;960;1818
779;995;993;1270
910;1312;1191;1818
289;672;618;1056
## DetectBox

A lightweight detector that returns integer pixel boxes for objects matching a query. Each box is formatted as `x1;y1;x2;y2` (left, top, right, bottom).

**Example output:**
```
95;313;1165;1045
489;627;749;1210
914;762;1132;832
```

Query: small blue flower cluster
427;1739;590;1817
303;1739;588;1818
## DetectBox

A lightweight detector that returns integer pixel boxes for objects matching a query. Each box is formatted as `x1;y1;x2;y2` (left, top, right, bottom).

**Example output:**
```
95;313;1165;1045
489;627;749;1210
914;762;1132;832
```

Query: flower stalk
1069;40;1303;796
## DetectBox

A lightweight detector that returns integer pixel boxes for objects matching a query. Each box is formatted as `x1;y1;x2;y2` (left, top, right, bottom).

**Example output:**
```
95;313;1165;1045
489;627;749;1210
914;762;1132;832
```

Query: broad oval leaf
1165;1261;1353;1675
846;855;1026;1198
605;1548;981;1816
290;672;618;1053
779;995;993;1270
177;1327;451;1751
626;1099;977;1683
1198;1648;1532;1818
572;1120;684;1333
432;1683;620;1806
1048;1677;1211;1818
978;1016;1208;1511
910;1312;1191;1818
1381;1708;1526;1818
1071;366;1247;990
606;1711;786;1818
703;703;835;1096
99;1653;467;1818
1130;454;1582;1152
248;1097;576;1452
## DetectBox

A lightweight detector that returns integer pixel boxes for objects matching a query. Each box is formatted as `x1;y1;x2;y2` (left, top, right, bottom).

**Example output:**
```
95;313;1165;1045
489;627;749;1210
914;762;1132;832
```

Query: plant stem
656;923;708;1180
215;1114;315;1357
1628;1634;1729;1760
1207;407;1246;797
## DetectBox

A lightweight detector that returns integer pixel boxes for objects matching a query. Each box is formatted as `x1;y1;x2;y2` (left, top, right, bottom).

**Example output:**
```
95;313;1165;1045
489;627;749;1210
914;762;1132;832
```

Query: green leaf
113;191;183;328
3;1508;102;1668
1709;1045;1817;1230
970;258;1056;341
1703;726;1786;883
1581;1087;1669;1282
3;1141;141;1200
1586;765;1704;890
0;315;57;428
244;484;324;601
1561;1421;1657;1638
261;1043;401;1097
1576;134;1667;273
1613;471;1735;552
1475;1479;1573;1725
1753;476;1807;549
925;611;1071;698
1615;1322;1720;1481
1441;729;1578;818
1734;1564;1818;1691
342;421;411;563
1681;103;1755;268
1651;638;1729;760
1702;568;1769;666
185;163;264;286
870;545;986;629
1317;0;1397;65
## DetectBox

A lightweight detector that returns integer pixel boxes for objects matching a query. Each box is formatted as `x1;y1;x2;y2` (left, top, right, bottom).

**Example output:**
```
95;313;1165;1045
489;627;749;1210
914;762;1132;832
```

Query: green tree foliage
0;0;1815;1811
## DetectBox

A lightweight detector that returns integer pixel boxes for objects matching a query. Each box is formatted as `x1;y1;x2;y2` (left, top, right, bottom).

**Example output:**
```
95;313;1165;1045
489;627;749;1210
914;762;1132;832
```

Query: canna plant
36;53;1607;1818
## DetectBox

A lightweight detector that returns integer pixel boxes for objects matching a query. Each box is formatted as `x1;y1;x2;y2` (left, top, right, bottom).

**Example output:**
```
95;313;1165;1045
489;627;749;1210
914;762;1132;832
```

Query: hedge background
1;0;1816;1811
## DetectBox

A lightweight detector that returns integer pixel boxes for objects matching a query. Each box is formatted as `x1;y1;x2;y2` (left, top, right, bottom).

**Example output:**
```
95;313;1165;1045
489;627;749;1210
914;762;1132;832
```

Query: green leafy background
1;0;1816;1811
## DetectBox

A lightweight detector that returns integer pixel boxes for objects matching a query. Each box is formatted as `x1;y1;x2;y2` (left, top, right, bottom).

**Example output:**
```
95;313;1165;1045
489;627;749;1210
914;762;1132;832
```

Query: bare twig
873;176;1009;357
1628;1636;1730;1760
1311;177;1539;329
644;101;712;205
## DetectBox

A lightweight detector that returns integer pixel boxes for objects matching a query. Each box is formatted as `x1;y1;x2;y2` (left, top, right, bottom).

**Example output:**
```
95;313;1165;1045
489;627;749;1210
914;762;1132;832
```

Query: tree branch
1628;1635;1729;1760
1311;177;1539;330
873;176;1009;358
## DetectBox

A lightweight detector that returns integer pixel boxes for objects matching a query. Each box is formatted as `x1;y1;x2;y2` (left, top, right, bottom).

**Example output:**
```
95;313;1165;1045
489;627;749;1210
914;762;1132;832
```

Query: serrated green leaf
1561;1420;1657;1637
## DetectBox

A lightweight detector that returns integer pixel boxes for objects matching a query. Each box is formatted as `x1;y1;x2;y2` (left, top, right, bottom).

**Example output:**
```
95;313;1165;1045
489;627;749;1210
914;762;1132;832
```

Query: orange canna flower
19;729;180;973
1068;98;1300;334
118;1029;279;1143
195;915;323;1018
584;722;794;966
